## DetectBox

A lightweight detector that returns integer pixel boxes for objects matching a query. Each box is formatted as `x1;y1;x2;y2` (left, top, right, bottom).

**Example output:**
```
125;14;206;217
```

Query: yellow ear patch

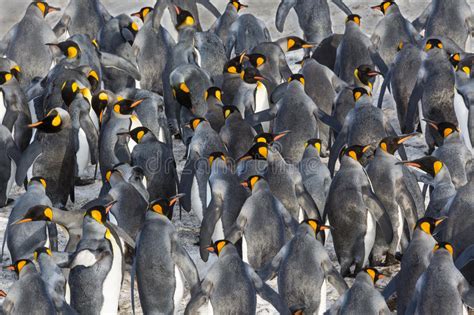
314;142;321;153
71;82;79;93
462;66;471;75
179;82;190;93
250;176;260;189
192;119;201;130
398;42;404;50
216;241;227;254
106;170;112;182
383;1;391;11
67;46;78;59
152;204;163;214
36;2;46;15
224;109;231;118
433;161;443;175
114;104;121;113
298;77;305;85
17;260;28;273
425;43;432;51
232;1;239;10
136;130;145;141
131;22;139;31
227;66;237;74
307;220;318;232
39;178;47;189
256;57;265;67
420;221;432;235
443;128;453;138
366;268;376;281
143;8;151;18
105;228;112;240
287;38;296;50
215;90;222;101
99;92;108;101
348;150;358;161
88;70;99;82
444;243;454;255
90;210;103;223
354;91;362;101
353;16;360;25
52;115;61;127
44;207;53;221
258;146;268;158
185;16;195;26
380;142;388;152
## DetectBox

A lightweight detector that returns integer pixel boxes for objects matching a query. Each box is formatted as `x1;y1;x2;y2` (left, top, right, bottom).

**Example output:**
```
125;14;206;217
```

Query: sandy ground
0;0;473;314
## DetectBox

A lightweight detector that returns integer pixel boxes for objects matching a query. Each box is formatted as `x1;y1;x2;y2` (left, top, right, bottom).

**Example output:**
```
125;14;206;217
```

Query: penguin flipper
296;182;322;221
246;107;277;127
412;2;432;32
107;223;136;250
364;191;394;245
196;0;221;18
455;244;474;270
99;52;141;81
377;69;392;109
270;83;288;104
405;81;423;133
382;272;399;300
171;231;200;296
6;137;21;166
179;158;196;212
315;108;342;133
275;0;297;33
15;140;42;186
80;113;99;165
199;195;223;262
245;264;290;315
331;0;352;15
328;127;348;176
257;243;288;281
274;197;299;234
322;257;348;295
369;45;388;76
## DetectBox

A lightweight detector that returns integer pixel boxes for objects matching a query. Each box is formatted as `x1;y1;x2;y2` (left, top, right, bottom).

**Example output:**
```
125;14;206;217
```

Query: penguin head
240;67;265;84
209;152;226;166
131;7;154;22
254;130;290;144
206;240;232;256
449;53;461;68
33;1;60;17
397;41;405;52
29;176;47;189
48;41;81;59
84;205;110;225
345;14;361;26
28;108;66;133
33;247;52;261
175;6;196;30
125;127;150;144
112;98;143;116
105;168;123;183
61;80;92;106
224;55;243;75
222;105;239;119
0;71;13;85
415;217;445;236
400;156;444;178
205;87;223;102
371;1;396;15
433;242;454;256
8;259;33;275
378;133;416;155
230;0;248;12
424;38;443;51
424;120;460;139
238;142;269;161
92;91;111;122
303;219;330;236
14;205;53;224
354;65;381;89
87;70;100;92
172;82;192;108
364;267;384;284
242;175;263;190
288;74;305;86
285;36;314;52
305;139;322;154
188;117;207;131
149;195;183;217
352;87;371;102
454;57;472;78
343;145;370;161
244;53;267;68
9;65;21;81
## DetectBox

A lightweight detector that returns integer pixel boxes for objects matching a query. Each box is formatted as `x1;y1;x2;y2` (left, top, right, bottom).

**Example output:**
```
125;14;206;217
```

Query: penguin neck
341;156;363;169
178;28;196;44
302;147;321;161
357;272;375;286
345;22;361;33
26;5;44;20
384;5;400;16
145;210;169;222
219;244;238;257
297;223;317;238
225;4;239;18
374;147;395;158
51;208;83;230
442;133;461;144
82;220;107;240
19;263;37;278
252;179;269;192
211;159;228;174
275;38;290;53
27;183;47;194
433;167;454;186
413;229;436;244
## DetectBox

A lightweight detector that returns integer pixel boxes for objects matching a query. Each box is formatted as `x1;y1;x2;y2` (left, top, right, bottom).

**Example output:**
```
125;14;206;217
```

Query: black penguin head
209;152;226;166
105;168;123;183
288;74;305;85
240;67;265;84
33;247;52;261
415;217;445;236
124;126;151;144
14;205;53;224
33;1;60;17
433;242;454;256
0;71;13;85
222;105;239;119
346;14;361;26
245;53;267;68
205;87;223;102
84;205;110;225
230;0;248;12
378;134;416;155
371;1;396;15
286;36;313;52
9;65;21;81
238;142;269;161
92;91;111;122
29;176;47;189
254;130;290;144
61;80;80;106
149;195;183;217
353;87;370;102
48;41;81;59
425;38;443;51
401;156;444;178
188;117;206;131
303;219;330;236
206;240;232;256
242;175;263;190
172;81;192;108
449;53;461;68
455;57;473;77
424;120;460;139
343;145;370;161
112;98;143;115
354;65;381;87
28;109;64;133
131;7;154;22
175;6;196;29
224;55;244;74
8;259;33;275
364;267;384;284
305;139;322;154
87;70;100;92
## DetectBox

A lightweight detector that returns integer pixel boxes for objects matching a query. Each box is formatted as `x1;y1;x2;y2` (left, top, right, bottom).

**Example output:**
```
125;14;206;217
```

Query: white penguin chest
101;238;122;315
242;235;249;264
454;91;472;150
76;128;91;177
318;279;327;315
174;266;185;308
212;218;224;241
0;91;5;123
6;160;16;201
363;211;376;266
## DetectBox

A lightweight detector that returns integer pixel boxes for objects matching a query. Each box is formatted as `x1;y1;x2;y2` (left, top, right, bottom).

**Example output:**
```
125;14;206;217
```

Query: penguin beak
130;99;143;108
12;218;33;225
0;290;7;298
48;6;61;13
320;225;331;231
254;75;266;81
6;265;15;271
422;118;439;130
367;70;382;77
237;155;252;162
240;181;249;187
169;193;186;206
301;43;314;49
28;121;43;128
239;51;247;64
131;11;141;18
435;217;447;226
370;4;383;12
396;133;418;144
206;245;216;253
105;200;117;213
273;130;291;141
174;5;182;14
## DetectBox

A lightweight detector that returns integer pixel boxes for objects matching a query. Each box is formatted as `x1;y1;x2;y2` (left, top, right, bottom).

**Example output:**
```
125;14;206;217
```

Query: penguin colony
0;0;474;314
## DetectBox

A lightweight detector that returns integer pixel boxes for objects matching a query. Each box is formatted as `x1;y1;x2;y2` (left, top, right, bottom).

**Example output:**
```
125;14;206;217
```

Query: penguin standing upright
0;126;20;207
219;105;256;160
212;1;248;45
16;108;76;208
259;220;348;315
134;198;200;314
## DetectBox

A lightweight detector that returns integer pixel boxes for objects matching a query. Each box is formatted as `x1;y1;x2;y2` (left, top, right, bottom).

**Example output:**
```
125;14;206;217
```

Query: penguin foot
75;177;96;186
395;252;403;261
6;198;15;206
384;253;399;266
